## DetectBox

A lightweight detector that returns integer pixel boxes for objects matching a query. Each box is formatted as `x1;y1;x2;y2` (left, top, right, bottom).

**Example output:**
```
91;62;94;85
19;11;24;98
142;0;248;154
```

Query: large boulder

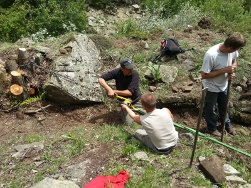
44;34;103;104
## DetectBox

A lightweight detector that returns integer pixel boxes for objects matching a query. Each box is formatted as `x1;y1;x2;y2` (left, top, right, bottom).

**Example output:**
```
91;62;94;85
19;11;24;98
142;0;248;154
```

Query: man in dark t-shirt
98;58;142;125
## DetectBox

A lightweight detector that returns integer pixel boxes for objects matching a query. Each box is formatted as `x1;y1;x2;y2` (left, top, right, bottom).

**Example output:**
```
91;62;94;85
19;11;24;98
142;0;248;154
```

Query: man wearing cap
98;58;142;125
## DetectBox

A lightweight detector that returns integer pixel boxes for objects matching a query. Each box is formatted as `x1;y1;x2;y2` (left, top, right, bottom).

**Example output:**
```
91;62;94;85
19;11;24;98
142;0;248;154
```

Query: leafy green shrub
141;0;186;18
87;0;121;9
117;19;139;36
116;18;149;39
168;2;204;29
197;0;251;33
0;0;87;42
127;30;149;40
0;5;29;42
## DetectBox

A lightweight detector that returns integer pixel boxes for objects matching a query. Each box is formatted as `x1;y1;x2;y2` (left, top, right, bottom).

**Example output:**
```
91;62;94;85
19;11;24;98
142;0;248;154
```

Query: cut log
29;87;35;95
10;84;23;95
18;48;29;65
11;70;23;85
5;59;18;73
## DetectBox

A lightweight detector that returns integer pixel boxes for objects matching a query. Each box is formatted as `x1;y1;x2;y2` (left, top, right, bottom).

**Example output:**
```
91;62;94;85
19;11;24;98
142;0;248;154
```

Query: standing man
201;32;246;136
122;92;178;154
98;58;141;125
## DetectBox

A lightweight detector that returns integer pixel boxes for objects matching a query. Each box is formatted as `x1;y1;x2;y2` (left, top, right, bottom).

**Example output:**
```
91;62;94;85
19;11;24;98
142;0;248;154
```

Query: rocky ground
0;5;250;188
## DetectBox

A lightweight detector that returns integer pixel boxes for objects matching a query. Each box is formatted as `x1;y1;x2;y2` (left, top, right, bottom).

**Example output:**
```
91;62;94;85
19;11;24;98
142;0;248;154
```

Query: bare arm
121;104;141;124
201;65;236;79
165;108;174;120
98;78;132;97
113;89;132;97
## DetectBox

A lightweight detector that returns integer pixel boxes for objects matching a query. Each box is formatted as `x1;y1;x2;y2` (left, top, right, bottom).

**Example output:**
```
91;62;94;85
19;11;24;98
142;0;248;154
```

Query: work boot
226;127;236;136
209;130;221;137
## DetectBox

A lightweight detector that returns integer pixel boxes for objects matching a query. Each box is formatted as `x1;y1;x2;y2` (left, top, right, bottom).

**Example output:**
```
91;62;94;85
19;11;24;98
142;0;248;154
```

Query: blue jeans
204;90;230;132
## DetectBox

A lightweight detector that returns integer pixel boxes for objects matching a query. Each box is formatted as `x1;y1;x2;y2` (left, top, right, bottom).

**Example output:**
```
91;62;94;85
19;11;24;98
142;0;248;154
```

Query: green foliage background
0;0;87;42
0;0;250;42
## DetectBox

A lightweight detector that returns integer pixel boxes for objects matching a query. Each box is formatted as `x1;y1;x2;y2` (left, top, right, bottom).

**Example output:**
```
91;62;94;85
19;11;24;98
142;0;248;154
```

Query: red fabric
84;170;130;188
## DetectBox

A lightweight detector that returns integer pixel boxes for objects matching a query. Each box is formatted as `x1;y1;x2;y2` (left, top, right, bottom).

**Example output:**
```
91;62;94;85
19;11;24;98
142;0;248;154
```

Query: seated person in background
98;58;141;125
122;92;179;154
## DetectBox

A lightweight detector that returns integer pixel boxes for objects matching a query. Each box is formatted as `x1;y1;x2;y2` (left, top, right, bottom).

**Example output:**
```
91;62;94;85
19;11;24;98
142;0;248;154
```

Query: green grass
1;2;251;187
0;117;250;187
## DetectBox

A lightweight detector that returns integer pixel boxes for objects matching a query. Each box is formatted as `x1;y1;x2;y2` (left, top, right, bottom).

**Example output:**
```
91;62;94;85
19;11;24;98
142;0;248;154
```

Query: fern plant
148;64;162;82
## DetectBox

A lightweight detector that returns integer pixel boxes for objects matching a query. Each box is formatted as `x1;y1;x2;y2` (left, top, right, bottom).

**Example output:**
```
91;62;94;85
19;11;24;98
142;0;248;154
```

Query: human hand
228;73;235;80
225;65;236;74
121;104;127;110
107;89;116;98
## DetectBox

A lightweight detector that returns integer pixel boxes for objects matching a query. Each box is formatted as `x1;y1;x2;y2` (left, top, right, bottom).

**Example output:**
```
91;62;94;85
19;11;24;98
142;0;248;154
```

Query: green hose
174;122;251;158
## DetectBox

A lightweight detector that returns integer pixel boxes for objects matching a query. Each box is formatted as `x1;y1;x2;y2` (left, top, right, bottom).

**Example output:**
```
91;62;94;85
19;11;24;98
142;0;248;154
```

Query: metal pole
221;79;232;142
189;87;208;167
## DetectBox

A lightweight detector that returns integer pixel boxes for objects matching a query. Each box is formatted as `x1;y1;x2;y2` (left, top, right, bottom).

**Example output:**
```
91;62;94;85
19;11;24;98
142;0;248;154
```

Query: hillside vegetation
0;0;251;42
0;1;250;188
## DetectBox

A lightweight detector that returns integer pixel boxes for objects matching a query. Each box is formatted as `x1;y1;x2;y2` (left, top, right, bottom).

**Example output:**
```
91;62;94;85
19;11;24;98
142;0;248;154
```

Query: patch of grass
190;173;211;186
230;159;251;182
122;143;139;156
61;130;87;157
97;123;127;142
23;134;44;143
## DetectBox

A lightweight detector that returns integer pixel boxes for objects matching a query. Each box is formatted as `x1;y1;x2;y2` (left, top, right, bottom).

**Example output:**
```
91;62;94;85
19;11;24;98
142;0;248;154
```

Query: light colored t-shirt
140;108;178;149
201;43;238;92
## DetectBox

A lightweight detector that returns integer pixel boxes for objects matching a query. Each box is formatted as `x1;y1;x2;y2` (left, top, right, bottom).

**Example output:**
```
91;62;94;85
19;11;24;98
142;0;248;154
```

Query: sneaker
226;128;236;136
209;130;221;137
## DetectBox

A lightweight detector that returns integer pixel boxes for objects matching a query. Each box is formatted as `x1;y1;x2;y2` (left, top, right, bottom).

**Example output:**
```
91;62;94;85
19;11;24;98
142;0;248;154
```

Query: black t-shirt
100;68;141;103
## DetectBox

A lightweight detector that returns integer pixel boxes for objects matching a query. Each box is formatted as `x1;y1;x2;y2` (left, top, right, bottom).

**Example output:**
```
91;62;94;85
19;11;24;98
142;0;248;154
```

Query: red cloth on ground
84;170;130;188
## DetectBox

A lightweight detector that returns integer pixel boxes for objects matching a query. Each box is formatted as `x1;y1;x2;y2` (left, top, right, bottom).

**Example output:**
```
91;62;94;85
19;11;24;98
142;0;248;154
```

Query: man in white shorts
122;92;178;154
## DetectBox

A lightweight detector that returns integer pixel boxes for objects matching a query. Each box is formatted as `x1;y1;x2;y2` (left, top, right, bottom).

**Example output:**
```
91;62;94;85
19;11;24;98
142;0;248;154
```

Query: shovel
189;87;207;167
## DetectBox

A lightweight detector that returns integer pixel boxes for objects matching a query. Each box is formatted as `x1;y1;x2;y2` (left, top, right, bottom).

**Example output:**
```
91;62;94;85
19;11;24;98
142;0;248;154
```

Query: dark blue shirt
100;68;141;103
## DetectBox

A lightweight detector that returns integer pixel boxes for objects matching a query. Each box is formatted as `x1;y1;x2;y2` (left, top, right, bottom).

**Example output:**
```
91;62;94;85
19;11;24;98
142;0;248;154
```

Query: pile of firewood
4;47;48;102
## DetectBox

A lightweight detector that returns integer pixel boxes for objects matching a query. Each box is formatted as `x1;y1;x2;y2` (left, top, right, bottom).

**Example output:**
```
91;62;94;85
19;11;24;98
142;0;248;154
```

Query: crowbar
115;95;145;115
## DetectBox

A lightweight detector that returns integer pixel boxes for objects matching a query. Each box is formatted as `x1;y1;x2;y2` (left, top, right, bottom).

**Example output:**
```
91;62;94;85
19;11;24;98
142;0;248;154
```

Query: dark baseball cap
120;58;135;70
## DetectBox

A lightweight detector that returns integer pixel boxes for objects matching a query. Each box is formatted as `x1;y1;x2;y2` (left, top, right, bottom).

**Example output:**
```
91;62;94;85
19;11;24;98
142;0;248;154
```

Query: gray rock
30;177;80;188
12;142;44;159
223;164;241;176
63;160;91;182
145;65;178;83
226;175;247;184
44;33;103;104
131;151;149;161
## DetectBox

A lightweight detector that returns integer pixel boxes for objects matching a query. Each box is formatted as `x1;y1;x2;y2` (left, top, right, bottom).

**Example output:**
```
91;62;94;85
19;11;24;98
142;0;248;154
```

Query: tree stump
0;65;9;95
9;84;24;101
11;71;23;85
18;48;29;65
5;59;18;73
10;71;28;100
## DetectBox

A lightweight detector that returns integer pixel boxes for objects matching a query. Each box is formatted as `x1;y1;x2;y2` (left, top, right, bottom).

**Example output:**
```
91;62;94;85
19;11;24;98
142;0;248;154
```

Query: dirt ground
0;101;250;185
0;7;250;187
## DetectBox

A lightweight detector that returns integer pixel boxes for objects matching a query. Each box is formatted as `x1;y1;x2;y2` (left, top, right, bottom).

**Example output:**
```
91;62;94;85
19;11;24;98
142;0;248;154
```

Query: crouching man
122;92;178;154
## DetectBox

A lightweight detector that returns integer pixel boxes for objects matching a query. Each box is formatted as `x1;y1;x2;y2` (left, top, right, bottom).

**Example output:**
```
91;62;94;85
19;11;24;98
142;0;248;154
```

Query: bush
0;0;87;42
87;0;121;9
